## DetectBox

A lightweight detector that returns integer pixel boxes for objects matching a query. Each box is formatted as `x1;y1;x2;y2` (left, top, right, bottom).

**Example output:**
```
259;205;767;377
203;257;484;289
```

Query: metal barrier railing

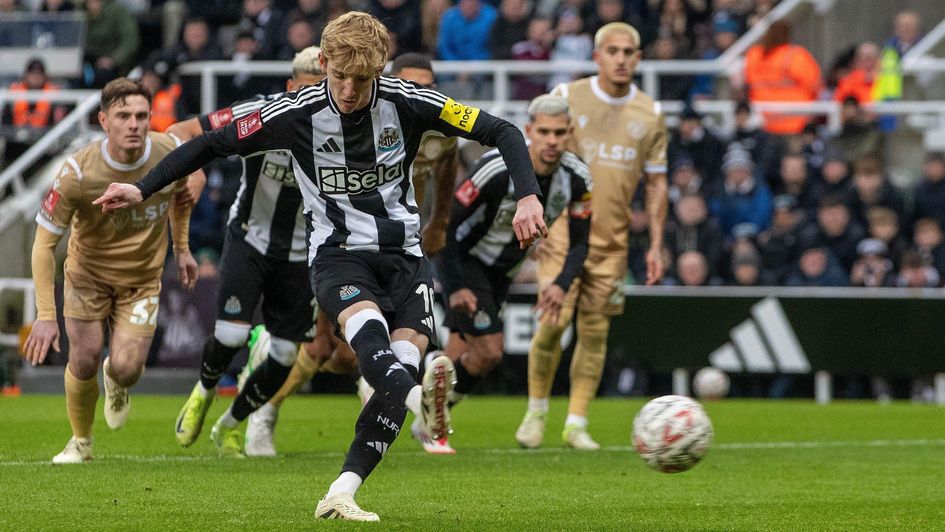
0;278;34;349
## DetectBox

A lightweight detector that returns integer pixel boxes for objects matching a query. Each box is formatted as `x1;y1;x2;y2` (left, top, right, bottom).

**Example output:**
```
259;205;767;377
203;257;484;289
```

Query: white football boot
245;403;279;457
315;493;380;522
420;356;456;441
410;415;456;455
562;423;601;450
515;410;546;449
52;436;93;464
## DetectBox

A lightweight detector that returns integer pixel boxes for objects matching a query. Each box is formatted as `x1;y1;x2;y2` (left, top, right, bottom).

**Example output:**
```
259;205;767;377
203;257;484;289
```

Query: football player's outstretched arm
166;118;208;208
94;105;287;212
414;91;547;248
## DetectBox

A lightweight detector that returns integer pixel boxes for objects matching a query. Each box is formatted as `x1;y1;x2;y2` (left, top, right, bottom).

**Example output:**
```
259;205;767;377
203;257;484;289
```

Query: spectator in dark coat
820;150;854;201
798;195;866;271
670;107;727;191
774;152;824;217
912;152;945;230
896;249;940;288
866;206;909;268
757;194;803;285
731;101;780;184
489;0;530;59
785;244;849;287
371;0;423;54
709;143;773;237
848;154;906;228
912;218;945;280
238;0;285;59
665;193;725;278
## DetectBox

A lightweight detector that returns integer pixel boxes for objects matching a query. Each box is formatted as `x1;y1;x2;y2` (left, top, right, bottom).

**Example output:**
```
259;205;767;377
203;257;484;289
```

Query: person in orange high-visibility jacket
833;42;879;105
744;20;822;135
149;83;181;132
9;59;63;129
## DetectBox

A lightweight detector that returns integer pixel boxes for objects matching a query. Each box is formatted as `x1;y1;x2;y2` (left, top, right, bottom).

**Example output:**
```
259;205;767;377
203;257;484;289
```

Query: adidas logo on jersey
318;162;405;195
316;138;341;153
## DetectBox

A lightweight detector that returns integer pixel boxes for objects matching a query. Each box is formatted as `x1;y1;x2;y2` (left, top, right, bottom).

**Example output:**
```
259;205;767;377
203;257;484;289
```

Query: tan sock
567;312;611;417
527;321;567;401
64;365;98;439
269;349;321;407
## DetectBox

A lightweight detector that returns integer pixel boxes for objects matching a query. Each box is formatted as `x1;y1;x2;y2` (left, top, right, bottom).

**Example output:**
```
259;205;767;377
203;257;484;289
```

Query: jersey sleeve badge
455;180;480;207
439;98;481;133
208;108;234;129
236;110;263;139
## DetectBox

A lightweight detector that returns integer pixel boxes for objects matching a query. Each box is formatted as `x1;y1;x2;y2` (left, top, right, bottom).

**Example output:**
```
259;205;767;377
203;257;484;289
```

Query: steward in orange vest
744;21;822;135
9;59;61;129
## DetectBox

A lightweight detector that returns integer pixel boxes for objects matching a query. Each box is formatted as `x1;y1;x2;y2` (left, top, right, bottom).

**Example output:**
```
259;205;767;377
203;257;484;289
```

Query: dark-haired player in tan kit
24;78;199;464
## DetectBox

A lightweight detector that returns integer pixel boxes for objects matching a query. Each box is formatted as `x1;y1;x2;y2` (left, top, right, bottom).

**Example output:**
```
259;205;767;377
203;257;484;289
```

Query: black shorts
312;246;436;344
217;229;316;342
439;256;511;337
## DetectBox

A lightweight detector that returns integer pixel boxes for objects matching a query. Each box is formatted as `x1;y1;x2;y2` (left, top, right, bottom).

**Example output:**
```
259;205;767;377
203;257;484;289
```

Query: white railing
0;91;100;231
0;278;34;349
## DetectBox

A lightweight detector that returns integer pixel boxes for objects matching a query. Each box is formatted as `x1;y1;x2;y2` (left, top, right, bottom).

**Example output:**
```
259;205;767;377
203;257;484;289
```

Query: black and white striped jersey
198;94;308;262
137;76;541;263
439;149;593;295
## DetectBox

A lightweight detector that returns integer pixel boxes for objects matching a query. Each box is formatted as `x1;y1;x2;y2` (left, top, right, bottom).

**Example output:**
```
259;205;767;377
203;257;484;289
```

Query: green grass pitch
2;395;944;530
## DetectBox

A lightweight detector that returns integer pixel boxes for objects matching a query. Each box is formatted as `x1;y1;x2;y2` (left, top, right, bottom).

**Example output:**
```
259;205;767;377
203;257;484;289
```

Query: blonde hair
292;46;323;78
594;22;640;50
320;12;389;77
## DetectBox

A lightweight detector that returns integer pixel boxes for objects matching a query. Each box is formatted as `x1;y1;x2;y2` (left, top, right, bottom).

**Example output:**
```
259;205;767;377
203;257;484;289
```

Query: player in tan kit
515;22;668;450
23;78;198;464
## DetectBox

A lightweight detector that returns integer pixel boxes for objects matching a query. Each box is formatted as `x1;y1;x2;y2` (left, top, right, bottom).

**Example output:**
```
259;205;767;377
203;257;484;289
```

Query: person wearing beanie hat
710;142;773;237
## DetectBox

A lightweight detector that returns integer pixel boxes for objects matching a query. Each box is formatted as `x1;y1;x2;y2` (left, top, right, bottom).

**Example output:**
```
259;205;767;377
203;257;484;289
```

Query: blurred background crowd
1;0;943;293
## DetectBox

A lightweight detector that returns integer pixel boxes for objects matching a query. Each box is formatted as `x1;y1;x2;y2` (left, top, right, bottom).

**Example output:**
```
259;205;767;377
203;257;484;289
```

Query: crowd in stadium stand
2;2;943;289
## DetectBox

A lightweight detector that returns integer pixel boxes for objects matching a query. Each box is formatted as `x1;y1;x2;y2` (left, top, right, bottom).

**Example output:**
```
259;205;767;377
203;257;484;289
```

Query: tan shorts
63;265;161;337
537;249;627;318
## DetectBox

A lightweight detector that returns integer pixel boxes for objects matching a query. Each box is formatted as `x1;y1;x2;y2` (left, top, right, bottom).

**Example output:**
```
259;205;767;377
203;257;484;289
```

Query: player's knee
303;335;333;365
576;312;609;351
390;340;420;371
107;356;144;387
214;320;251;348
268;336;298;367
342;308;388;346
67;356;99;381
532;321;565;353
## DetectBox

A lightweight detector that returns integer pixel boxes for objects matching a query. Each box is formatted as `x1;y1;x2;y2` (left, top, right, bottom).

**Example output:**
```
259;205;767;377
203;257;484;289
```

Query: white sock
565;414;587;428
256;402;277;417
527;397;549;414
197;382;214;399
219;407;239;429
405;385;422;415
326;471;363;497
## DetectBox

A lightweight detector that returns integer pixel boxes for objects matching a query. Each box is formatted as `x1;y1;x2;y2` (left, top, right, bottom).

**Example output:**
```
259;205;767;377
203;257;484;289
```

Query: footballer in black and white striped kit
426;95;592;454
159;47;325;458
96;12;548;522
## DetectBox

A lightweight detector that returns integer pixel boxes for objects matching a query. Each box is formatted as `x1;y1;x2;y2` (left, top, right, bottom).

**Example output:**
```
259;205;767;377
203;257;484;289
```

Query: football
632;395;713;473
693;367;730;400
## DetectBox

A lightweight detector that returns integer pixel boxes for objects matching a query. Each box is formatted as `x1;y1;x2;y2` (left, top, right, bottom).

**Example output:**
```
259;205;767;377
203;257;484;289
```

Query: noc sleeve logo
208;108;234;129
236;110;263;139
439;97;481;133
455;180;480;207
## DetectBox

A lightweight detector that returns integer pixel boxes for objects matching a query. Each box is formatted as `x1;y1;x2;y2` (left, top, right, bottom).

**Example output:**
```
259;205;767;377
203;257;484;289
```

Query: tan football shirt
35;132;187;286
547;77;668;256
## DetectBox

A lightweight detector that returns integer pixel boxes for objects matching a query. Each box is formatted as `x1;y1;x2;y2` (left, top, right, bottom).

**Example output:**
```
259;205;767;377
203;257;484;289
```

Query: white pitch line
3;438;945;467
